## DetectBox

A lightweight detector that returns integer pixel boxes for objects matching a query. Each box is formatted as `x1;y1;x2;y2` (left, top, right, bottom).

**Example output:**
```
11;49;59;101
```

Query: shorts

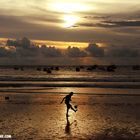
66;103;72;109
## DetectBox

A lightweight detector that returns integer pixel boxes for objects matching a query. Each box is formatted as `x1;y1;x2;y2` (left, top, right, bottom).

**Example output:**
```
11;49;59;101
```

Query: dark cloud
77;20;140;28
66;46;87;57
0;47;15;57
16;46;62;58
83;15;110;19
85;43;104;57
77;23;95;27
0;38;140;61
106;48;140;57
16;47;39;57
41;45;62;57
78;10;140;28
1;38;63;58
100;20;140;27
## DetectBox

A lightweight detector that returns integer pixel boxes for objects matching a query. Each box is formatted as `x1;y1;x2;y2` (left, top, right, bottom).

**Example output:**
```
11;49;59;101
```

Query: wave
0;77;140;82
0;81;140;89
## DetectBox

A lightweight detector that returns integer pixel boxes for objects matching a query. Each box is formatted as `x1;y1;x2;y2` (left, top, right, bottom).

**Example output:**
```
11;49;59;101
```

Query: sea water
0;65;140;95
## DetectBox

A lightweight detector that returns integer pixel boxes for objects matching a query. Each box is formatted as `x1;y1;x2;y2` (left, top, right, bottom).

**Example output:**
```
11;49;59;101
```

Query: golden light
33;39;88;49
47;2;94;28
48;2;91;13
63;15;79;28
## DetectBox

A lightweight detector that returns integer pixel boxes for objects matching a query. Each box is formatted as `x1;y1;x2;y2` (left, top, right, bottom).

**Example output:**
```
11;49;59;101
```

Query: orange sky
0;37;106;49
33;39;88;49
0;0;139;47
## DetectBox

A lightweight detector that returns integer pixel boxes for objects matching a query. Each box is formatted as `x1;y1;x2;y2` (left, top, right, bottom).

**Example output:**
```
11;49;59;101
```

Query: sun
63;15;79;28
47;2;93;28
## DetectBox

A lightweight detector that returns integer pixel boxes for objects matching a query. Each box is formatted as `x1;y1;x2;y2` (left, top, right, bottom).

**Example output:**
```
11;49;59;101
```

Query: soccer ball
74;105;78;109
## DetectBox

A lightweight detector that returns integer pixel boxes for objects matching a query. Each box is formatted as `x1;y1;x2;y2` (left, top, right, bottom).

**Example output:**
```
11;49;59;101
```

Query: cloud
0;0;140;66
66;46;87;57
0;0;140;45
77;20;140;28
85;43;104;57
0;13;140;45
0;38;140;62
41;45;62;57
83;15;110;20
78;10;140;29
4;38;62;57
106;47;140;57
0;14;61;30
0;47;16;57
99;20;140;27
13;45;62;58
16;47;39;57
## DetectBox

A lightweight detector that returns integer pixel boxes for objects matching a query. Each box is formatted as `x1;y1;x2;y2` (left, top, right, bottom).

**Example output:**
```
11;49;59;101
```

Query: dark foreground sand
0;93;140;140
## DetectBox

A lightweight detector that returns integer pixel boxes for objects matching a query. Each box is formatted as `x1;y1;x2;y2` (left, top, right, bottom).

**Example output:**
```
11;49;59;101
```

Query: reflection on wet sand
0;93;140;139
65;117;71;135
65;116;79;137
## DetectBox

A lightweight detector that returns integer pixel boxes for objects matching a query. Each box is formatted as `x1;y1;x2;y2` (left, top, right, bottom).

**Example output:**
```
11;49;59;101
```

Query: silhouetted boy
60;92;77;117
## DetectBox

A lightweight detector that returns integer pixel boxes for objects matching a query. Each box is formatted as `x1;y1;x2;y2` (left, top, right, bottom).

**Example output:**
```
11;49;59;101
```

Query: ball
74;105;78;109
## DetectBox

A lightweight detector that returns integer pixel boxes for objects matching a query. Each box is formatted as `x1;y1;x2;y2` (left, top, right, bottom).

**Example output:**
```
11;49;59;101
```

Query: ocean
0;65;140;95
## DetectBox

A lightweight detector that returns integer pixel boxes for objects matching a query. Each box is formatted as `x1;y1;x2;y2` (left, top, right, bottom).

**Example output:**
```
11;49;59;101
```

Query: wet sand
0;93;140;140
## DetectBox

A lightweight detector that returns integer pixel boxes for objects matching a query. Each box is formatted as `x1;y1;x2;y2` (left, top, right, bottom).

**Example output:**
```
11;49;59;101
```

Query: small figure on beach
60;92;77;117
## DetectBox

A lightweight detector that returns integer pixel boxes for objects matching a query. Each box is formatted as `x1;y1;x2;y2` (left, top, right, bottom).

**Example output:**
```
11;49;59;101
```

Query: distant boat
87;67;93;71
76;67;80;72
43;68;52;73
107;65;116;72
51;67;54;70
14;67;19;70
47;69;52;73
87;65;98;71
37;67;41;71
5;96;10;101
43;68;47;71
132;65;140;70
91;65;98;70
55;66;59;71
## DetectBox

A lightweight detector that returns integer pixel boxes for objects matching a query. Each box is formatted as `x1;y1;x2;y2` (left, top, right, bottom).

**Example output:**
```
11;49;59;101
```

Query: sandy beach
0;93;140;140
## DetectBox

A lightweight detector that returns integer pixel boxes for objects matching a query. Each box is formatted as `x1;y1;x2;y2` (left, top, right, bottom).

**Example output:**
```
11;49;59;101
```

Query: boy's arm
60;97;65;104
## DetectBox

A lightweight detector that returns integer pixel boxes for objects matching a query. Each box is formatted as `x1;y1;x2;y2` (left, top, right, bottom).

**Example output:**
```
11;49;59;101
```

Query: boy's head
69;92;74;96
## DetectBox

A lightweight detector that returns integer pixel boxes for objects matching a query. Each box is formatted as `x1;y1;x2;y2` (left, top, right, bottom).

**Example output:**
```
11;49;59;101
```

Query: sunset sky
0;0;140;65
0;0;140;45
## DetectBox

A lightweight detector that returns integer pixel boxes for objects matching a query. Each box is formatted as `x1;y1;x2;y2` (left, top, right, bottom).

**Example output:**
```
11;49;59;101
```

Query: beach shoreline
0;93;140;140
